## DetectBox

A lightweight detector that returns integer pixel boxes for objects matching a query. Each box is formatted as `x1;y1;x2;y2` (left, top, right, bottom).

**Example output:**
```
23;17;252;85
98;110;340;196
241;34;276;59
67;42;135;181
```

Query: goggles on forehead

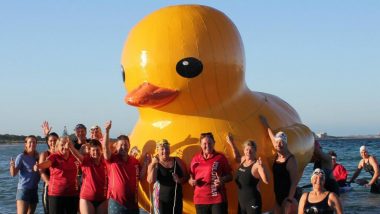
156;139;170;148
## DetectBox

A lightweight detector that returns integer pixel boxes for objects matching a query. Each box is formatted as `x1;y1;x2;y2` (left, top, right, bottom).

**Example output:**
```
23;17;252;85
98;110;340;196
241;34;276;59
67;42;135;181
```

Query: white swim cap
274;131;287;144
360;145;367;152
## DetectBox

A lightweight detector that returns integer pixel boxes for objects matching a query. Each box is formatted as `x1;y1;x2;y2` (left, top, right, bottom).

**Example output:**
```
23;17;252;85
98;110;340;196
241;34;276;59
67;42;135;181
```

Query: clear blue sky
1;1;379;137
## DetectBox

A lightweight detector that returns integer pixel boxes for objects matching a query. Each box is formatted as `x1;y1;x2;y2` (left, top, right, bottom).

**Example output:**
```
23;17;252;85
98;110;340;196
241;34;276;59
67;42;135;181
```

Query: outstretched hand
10;157;15;167
257;157;263;165
226;133;234;145
105;120;112;132
41;121;52;136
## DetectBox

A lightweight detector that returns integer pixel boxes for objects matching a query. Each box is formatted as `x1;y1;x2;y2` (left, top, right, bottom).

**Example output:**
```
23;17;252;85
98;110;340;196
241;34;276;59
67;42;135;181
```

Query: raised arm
147;155;158;184
259;115;276;148
139;153;150;180
68;141;84;163
103;120;112;160
254;157;270;184
41;121;52;137
226;133;241;163
9;157;18;177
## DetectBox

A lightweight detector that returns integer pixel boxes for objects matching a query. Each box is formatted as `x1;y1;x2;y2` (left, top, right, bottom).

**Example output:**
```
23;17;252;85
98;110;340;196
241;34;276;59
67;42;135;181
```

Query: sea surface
1;140;380;213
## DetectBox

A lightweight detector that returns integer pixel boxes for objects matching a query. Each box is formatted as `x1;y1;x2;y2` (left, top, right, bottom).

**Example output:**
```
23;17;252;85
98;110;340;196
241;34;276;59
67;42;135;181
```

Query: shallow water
1;140;379;213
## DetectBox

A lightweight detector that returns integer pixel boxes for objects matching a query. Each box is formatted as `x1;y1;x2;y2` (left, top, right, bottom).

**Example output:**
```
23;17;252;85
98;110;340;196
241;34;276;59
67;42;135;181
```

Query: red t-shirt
190;151;232;205
80;156;107;201
48;153;80;196
106;154;140;209
332;163;348;182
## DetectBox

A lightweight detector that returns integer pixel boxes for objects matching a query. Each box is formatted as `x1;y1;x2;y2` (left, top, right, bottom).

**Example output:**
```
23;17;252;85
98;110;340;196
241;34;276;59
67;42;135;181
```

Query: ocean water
1;140;380;213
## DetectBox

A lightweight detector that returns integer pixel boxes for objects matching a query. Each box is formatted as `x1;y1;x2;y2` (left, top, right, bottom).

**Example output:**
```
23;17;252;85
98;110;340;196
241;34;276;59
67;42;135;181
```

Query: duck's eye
176;57;203;78
121;65;125;83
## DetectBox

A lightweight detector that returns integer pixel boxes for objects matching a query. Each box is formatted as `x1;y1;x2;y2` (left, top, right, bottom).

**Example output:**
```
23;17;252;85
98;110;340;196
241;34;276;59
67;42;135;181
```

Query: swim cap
274;131;287;144
311;168;325;182
156;139;170;148
360;145;367;152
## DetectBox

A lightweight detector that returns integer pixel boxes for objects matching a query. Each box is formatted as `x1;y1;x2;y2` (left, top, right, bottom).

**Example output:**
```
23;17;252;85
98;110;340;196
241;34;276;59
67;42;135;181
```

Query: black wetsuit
313;161;340;196
235;162;262;214
273;155;293;206
363;158;380;194
157;159;183;214
304;192;334;214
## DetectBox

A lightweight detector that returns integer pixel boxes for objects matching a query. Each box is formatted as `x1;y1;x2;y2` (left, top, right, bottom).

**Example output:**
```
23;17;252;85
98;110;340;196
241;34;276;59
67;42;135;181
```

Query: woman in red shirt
35;136;80;214
68;139;108;214
189;132;233;214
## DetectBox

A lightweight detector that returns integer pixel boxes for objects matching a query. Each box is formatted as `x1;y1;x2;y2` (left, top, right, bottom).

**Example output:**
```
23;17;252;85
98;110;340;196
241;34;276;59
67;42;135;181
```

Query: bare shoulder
370;155;379;164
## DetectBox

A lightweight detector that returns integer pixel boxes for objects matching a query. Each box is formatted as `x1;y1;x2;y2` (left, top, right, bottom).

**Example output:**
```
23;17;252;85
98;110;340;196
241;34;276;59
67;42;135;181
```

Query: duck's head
121;5;247;114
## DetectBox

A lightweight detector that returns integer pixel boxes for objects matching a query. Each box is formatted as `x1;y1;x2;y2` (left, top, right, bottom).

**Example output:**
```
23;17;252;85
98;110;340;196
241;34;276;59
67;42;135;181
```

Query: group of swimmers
9;117;380;214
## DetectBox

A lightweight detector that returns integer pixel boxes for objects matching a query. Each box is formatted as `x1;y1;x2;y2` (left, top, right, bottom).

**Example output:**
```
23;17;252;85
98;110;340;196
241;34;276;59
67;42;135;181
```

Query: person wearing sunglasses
147;139;188;214
226;134;270;214
298;168;343;214
189;132;232;214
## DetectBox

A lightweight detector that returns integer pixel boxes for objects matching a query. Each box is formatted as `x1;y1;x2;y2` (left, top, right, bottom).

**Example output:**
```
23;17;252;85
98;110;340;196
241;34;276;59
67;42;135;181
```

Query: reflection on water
1;140;380;213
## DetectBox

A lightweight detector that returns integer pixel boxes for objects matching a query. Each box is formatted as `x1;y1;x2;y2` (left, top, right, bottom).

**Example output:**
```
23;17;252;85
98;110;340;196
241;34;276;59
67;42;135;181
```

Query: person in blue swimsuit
226;134;270;214
298;168;343;214
348;145;380;193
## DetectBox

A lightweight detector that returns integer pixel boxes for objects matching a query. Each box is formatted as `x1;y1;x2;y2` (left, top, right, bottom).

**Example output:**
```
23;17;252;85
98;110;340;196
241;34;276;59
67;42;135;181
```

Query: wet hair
88;139;102;148
45;132;59;149
117;135;130;141
200;132;215;142
243;140;257;150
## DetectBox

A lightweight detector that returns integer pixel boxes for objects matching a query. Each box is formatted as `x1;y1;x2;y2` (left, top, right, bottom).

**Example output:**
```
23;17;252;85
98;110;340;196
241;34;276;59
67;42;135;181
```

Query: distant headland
315;132;380;141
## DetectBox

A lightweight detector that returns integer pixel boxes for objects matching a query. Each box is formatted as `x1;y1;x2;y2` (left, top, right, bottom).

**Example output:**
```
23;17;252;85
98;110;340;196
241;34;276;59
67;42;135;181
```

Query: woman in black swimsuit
227;134;269;214
260;116;298;214
299;168;343;214
348;145;380;193
147;139;188;214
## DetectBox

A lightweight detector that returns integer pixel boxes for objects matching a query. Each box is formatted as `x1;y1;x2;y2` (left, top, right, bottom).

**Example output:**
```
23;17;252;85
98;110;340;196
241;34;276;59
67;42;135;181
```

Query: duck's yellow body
121;5;314;213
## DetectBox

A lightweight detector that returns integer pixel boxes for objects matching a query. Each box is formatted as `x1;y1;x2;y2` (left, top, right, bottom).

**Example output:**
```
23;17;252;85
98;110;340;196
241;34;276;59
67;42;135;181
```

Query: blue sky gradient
1;1;379;137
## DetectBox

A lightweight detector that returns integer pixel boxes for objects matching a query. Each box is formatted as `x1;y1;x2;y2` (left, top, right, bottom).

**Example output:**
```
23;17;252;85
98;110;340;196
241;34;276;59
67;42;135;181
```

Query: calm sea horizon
1;139;379;213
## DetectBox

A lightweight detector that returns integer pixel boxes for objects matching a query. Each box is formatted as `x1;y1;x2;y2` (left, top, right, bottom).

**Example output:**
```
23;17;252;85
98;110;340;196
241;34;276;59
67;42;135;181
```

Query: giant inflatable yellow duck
121;4;314;213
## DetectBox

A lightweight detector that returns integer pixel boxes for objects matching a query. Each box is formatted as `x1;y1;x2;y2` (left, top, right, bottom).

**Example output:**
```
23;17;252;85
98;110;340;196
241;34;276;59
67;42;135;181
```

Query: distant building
316;132;328;139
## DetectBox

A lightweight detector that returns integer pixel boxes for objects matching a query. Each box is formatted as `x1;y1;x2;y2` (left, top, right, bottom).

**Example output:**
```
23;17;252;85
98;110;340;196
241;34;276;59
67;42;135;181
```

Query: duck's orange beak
125;82;179;108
